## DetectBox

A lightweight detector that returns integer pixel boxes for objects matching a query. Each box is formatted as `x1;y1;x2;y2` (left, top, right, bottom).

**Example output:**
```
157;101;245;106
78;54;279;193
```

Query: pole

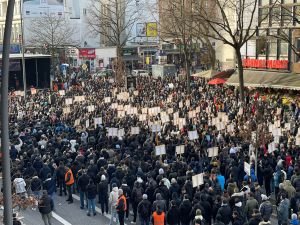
1;0;16;225
20;0;26;99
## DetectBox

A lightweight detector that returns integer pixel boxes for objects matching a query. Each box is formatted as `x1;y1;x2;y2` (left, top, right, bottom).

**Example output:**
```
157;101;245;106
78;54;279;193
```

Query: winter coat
283;180;296;199
166;205;180;225
216;204;232;225
290;192;300;214
169;183;180;197
39;165;52;181
259;200;273;221
38;194;54;214
245;197;259;219
109;187;119;207
179;199;192;225
98;180;109;197
31;177;42;192
277;198;290;222
86;183;97;199
43;178;56;195
77;173;90;192
153;193;167;212
137;199;152;219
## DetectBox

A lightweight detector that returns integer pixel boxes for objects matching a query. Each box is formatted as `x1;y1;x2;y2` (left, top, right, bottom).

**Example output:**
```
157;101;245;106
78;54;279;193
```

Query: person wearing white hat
259;194;273;221
138;194;151;225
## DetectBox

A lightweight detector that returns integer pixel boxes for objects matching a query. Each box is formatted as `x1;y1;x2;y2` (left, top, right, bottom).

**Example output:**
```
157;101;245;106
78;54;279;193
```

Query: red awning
213;69;235;79
208;78;226;85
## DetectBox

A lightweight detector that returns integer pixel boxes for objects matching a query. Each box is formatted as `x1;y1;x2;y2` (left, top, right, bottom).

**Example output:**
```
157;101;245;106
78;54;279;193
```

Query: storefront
78;48;96;72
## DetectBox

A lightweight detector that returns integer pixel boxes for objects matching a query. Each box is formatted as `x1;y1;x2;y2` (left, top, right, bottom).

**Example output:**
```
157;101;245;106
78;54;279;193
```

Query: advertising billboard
23;0;64;17
146;22;158;37
136;23;146;37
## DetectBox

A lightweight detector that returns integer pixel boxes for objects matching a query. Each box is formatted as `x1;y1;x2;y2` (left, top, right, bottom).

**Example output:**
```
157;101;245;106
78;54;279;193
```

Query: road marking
52;211;73;225
72;194;129;225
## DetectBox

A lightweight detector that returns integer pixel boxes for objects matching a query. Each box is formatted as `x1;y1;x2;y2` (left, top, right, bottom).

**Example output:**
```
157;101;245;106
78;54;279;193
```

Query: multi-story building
0;0;22;52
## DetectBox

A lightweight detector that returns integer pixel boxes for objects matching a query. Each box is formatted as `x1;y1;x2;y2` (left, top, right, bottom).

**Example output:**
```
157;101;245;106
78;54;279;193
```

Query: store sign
79;48;96;58
243;59;289;70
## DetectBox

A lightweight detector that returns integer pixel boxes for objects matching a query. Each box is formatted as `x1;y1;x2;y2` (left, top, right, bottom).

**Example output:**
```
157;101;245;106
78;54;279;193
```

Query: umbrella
208;78;226;85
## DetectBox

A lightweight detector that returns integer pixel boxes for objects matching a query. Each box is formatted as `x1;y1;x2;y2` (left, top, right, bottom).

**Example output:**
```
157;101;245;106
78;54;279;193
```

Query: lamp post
1;0;16;225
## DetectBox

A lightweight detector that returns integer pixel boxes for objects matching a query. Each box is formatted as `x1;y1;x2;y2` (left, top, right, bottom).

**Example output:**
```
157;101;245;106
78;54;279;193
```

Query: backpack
278;171;284;183
135;187;143;203
139;202;148;218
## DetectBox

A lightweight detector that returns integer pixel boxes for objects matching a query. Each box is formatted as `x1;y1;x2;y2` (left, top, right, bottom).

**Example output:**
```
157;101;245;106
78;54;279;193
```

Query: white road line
72;194;129;225
52;211;73;225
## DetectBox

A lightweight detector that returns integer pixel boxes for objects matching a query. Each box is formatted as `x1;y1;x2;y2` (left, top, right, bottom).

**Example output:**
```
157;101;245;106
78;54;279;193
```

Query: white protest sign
208;147;219;157
118;110;125;118
227;124;234;132
176;145;185;155
188;110;196;119
192;173;204;188
272;128;282;137
238;108;243;115
117;105;124;111
63;107;71;114
188;131;199;140
87;105;95;112
168;108;173;114
111;103;118;109
274;120;281;128
276;108;282;115
74;119;80;126
155;145;166;156
268;142;276;153
173;112;179;120
274;136;280;144
65;98;73;105
104;97;111;103
216;122;226;131
74;96;85;102
131;127;140;135
31;88;37;95
94;117;102;127
108;128;118;137
179;101;183;108
85;119;90;128
168;83;174;89
118;128;125;137
185;99;190;108
59;90;65;96
142;108;148;114
196;106;201;113
161;115;170;124
151;124;161;133
139;114;147;121
285;123;291;131
244;162;251;176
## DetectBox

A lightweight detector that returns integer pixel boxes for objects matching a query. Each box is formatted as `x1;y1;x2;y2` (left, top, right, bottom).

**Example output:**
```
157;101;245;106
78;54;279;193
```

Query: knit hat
159;168;164;175
261;194;268;201
101;175;106;181
142;194;148;200
292;213;298;220
171;178;176;184
196;209;202;215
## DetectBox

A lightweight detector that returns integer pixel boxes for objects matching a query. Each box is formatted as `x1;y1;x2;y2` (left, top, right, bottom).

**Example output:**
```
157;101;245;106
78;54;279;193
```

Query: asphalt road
11;193;279;225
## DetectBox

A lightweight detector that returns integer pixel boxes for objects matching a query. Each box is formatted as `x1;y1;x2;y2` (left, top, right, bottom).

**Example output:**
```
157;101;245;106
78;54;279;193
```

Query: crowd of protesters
5;73;300;225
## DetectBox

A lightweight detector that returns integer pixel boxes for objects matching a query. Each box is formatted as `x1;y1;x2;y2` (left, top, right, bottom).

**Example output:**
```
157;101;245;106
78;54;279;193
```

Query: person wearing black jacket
31;176;42;198
138;194;152;225
167;200;180;225
38;190;54;225
86;179;97;216
179;195;192;225
56;161;66;196
216;199;232;225
98;174;109;214
77;169;90;209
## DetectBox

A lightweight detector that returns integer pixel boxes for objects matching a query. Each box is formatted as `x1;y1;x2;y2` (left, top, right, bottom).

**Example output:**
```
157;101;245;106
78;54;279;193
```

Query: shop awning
213;69;236;79
191;70;215;79
226;70;300;90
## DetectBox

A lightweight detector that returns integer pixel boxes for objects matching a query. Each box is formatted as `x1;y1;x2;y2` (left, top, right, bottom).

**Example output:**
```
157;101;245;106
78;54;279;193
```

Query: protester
152;205;166;225
116;189;127;225
65;165;74;204
86;179;97;216
38;190;54;225
109;183;119;225
138;194;152;225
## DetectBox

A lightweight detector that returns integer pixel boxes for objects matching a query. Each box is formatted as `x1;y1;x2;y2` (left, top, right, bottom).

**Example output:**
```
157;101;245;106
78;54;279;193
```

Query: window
282;6;292;21
280;42;288;55
268;40;277;56
83;8;87;16
257;37;267;55
261;0;270;6
259;8;269;25
271;7;281;26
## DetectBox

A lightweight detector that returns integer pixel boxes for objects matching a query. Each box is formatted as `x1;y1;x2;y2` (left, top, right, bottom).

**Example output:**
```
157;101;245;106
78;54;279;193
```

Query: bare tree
27;14;78;65
87;0;140;83
193;0;279;101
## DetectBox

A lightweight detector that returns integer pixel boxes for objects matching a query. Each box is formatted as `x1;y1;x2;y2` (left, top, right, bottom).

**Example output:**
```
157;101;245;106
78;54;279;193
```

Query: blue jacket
43;178;56;195
217;174;225;191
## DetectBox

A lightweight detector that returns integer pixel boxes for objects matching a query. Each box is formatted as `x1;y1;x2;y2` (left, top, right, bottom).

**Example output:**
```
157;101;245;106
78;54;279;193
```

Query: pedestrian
245;192;259;220
138;194;152;225
30;175;42;198
121;179;131;220
131;180;144;223
248;209;262;225
77;168;90;209
259;194;273;222
98;174;109;214
56;161;66;196
43;173;56;201
291;213;300;225
216;199;231;225
116;189;127;225
109;183;119;225
277;192;290;225
86;179;97;216
152;205;166;225
38;190;54;225
13;173;26;197
65;164;74;204
192;209;207;225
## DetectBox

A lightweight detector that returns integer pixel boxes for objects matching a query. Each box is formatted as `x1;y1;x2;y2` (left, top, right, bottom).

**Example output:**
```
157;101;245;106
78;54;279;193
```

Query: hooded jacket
109;187;119;207
179;199;192;224
166;204;180;225
152;193;167;212
277;198;290;222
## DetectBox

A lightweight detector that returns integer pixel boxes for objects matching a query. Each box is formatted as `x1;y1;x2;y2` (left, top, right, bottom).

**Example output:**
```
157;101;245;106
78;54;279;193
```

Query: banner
79;48;96;58
146;22;158;37
23;0;64;17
